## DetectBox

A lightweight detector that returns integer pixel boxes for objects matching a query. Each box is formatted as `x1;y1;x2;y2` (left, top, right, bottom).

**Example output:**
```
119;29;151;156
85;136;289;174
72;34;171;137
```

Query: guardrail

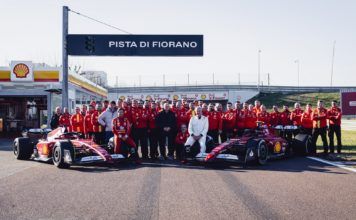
108;85;355;93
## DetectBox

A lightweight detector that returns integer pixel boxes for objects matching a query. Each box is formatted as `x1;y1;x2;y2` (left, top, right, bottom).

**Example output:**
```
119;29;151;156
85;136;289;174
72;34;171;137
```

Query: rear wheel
293;134;312;156
257;141;268;165
52;141;73;169
13;138;33;160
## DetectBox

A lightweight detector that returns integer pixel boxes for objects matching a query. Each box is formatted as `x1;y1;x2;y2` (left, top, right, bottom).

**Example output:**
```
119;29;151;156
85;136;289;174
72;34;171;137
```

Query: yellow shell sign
274;141;282;153
201;94;207;100
173;95;179;100
13;63;29;78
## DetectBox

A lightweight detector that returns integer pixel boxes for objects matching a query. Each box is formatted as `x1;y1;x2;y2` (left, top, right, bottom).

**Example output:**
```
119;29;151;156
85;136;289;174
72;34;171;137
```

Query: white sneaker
196;153;204;158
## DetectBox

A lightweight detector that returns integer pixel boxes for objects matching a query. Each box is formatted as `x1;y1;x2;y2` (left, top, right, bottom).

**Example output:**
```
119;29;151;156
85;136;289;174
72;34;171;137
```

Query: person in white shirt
185;106;209;154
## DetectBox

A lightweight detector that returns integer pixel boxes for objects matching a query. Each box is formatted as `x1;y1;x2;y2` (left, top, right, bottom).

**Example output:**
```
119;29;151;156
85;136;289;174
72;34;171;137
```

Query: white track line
307;157;356;173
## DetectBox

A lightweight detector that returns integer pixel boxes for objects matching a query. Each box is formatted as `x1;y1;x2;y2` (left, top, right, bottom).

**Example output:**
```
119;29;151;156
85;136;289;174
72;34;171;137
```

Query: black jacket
50;113;61;129
155;110;176;132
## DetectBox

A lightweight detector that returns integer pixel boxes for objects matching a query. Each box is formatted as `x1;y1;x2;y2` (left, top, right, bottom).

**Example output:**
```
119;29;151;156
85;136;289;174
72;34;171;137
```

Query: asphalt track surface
0;139;355;220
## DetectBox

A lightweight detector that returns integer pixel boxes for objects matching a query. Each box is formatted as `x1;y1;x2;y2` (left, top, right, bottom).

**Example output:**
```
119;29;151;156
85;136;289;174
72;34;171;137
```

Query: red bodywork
205;126;289;162
35;128;115;163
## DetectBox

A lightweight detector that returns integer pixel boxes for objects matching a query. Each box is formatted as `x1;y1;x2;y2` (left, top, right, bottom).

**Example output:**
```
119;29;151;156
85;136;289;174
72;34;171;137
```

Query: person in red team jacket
70;107;84;135
237;103;248;136
112;108;138;160
301;103;313;135
175;124;190;161
202;103;209;117
148;102;159;160
270;105;280;127
279;105;292;126
327;101;342;153
207;103;223;143
290;102;304;127
245;104;257;129
84;105;94;139
59;107;71;132
92;103;105;145
175;101;189;129
311;100;328;154
131;100;149;159
257;105;270;126
221;102;237;142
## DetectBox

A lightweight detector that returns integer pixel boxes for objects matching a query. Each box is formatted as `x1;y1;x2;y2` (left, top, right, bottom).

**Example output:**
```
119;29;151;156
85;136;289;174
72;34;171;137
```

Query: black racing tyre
293;134;312;156
257;141;268;165
205;135;215;153
52;141;74;169
13;137;33;160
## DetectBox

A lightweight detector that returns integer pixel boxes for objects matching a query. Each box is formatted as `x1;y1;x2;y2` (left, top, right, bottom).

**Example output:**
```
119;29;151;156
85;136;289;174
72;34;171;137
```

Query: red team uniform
279;110;292;126
59;113;71;132
112;116;136;154
290;109;304;126
70;113;84;133
257;111;270;126
207;110;223;143
245;110;257;129
84;110;94;137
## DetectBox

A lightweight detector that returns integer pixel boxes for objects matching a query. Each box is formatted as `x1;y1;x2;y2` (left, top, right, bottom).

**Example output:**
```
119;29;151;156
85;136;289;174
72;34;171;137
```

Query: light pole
238;72;241;86
62;6;69;108
330;40;336;87
258;49;261;91
294;59;300;92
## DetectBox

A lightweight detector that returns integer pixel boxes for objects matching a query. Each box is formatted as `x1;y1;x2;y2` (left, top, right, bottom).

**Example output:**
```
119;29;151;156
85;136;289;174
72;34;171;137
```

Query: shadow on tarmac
67;156;348;175
1;138;349;175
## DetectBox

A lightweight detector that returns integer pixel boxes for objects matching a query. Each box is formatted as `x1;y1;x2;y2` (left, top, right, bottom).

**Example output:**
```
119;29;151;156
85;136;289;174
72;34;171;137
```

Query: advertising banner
67;34;203;56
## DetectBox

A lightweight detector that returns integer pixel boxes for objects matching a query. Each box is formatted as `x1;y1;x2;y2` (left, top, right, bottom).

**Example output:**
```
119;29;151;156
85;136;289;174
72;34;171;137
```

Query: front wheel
257;141;268;165
52;141;73;169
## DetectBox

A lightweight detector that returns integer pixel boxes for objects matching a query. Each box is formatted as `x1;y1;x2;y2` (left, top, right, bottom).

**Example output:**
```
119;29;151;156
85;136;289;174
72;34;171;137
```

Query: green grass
248;92;339;109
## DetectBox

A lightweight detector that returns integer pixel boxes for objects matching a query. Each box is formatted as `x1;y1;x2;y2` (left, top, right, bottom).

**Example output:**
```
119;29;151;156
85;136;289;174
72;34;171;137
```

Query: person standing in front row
327;101;342;154
311;100;328;155
155;103;177;160
50;106;62;130
98;101;118;144
92;103;105;145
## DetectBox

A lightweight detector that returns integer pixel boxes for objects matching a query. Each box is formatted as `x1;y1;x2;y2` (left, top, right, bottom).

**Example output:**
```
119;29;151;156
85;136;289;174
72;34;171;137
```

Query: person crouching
175;124;190;161
112;108;138;160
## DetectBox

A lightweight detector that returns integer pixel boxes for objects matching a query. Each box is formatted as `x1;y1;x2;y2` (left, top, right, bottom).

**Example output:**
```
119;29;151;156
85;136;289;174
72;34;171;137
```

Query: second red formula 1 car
184;124;312;167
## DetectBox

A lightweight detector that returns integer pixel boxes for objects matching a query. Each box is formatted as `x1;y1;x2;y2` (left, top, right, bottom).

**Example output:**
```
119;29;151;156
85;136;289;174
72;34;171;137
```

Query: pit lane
0;139;355;220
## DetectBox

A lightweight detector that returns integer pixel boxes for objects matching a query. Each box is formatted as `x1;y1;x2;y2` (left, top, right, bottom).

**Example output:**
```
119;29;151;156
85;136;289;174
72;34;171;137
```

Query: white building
79;71;108;88
0;61;107;133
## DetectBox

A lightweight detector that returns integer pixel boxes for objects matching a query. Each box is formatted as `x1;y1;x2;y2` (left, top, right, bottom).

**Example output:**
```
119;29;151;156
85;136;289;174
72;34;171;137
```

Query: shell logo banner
10;61;33;82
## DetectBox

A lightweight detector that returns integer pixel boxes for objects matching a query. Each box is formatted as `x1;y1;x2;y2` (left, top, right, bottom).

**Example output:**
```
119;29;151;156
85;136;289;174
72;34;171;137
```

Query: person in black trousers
327;101;342;153
155;103;177;160
50;107;61;129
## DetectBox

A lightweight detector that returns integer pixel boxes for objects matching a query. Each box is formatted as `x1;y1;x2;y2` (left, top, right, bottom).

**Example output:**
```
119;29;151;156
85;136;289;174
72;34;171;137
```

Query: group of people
50;97;342;161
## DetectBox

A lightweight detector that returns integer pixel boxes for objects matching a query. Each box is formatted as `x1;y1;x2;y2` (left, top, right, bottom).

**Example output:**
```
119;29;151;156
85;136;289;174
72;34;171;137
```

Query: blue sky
1;0;355;86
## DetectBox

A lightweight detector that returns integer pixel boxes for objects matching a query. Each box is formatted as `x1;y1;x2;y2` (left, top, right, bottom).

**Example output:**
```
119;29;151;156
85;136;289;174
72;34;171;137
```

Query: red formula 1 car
185;124;312;167
13;128;129;169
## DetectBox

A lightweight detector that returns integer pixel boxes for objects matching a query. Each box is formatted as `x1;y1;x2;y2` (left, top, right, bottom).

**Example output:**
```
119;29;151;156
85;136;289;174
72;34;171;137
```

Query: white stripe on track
307;156;356;173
